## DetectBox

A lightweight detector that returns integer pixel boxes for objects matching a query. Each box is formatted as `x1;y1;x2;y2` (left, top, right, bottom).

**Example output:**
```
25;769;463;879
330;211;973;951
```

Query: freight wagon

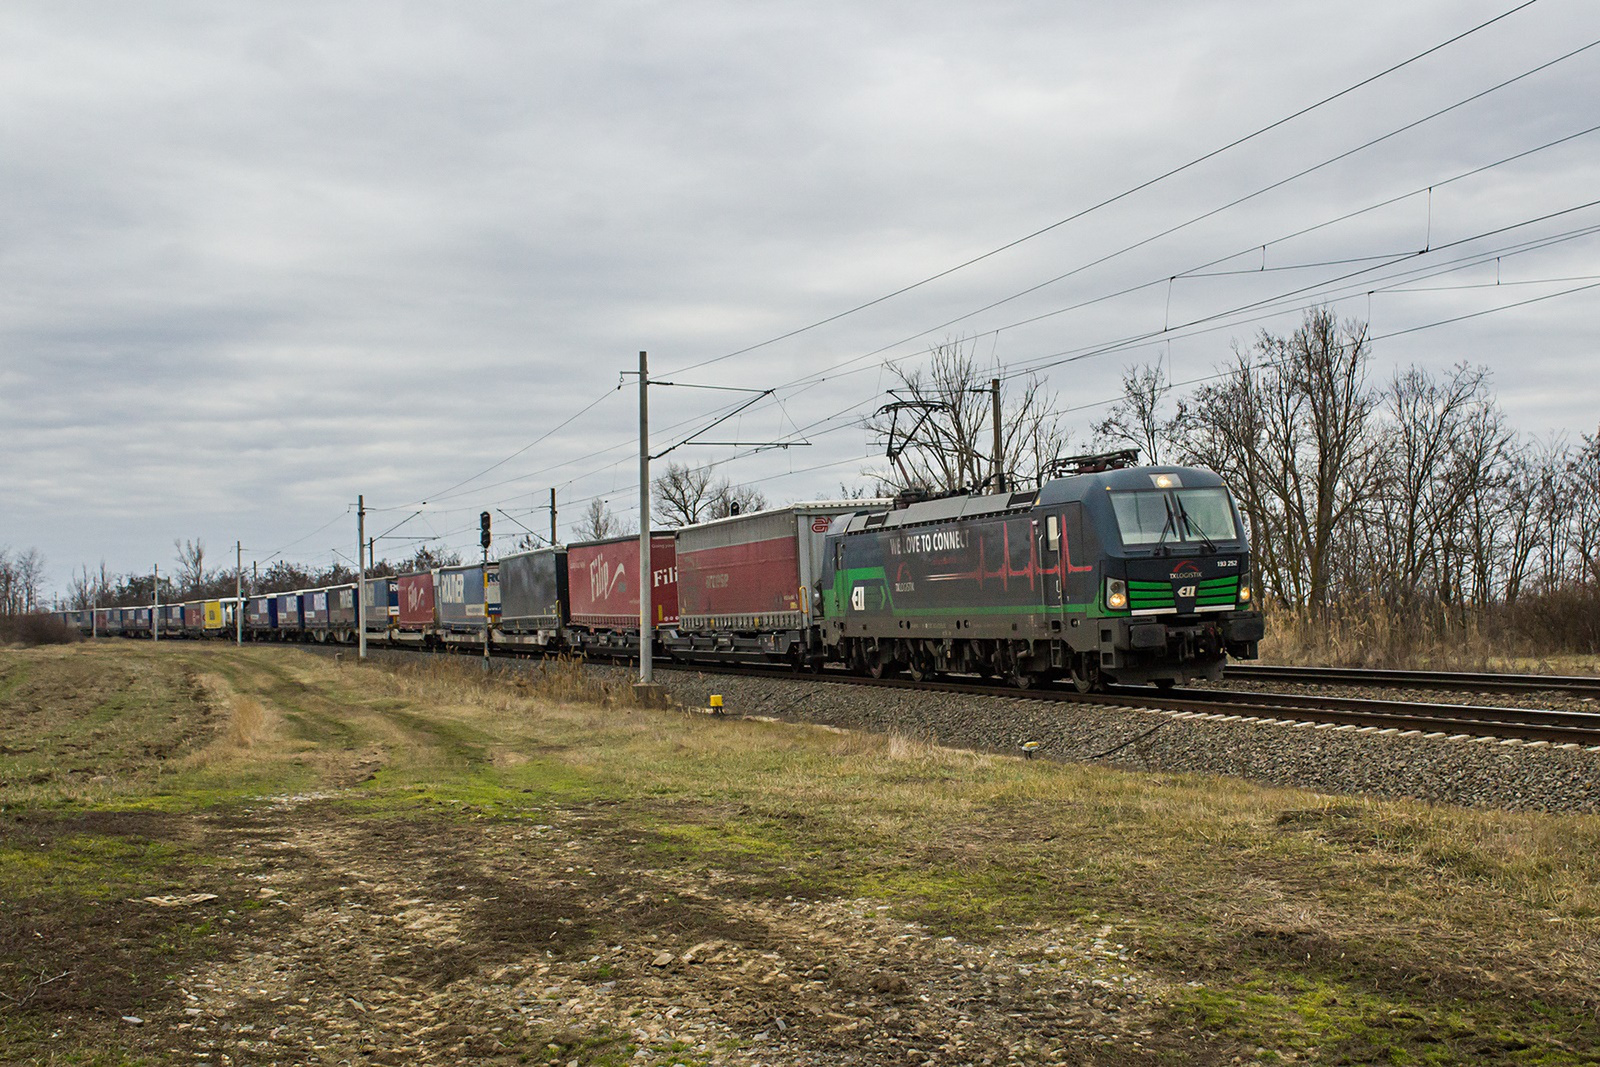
322;584;358;643
395;572;436;644
435;562;496;646
274;593;303;640
246;595;277;637
497;548;567;648
665;503;875;666
564;533;676;655
362;576;398;640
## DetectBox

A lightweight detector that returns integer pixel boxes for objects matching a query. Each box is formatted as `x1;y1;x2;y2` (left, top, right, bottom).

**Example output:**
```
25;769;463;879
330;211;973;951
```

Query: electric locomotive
818;452;1263;689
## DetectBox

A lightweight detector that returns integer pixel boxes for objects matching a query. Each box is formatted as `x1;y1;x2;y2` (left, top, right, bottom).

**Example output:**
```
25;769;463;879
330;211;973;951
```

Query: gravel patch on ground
586;664;1600;815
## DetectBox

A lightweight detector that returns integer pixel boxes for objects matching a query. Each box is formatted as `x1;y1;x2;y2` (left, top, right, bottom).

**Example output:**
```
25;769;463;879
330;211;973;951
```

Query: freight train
57;455;1265;689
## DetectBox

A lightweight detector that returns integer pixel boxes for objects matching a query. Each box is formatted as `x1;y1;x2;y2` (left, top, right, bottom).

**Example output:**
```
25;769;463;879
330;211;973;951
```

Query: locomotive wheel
1069;659;1098;693
907;651;934;683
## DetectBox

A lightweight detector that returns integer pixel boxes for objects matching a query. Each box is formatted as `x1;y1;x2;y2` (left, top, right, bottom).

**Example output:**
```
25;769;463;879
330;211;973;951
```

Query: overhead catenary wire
662;0;1547;377
425;121;1600;528
404;77;1600;526
295;14;1594;561
767;105;1600;401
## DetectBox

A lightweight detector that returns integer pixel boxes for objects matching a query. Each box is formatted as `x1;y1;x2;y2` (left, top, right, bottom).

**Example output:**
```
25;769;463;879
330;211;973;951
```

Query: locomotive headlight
1106;577;1128;610
1238;583;1252;604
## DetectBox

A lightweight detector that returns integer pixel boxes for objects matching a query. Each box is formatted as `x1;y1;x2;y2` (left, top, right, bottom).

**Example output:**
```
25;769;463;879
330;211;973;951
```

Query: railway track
1224;663;1600;699
287;642;1600;749
688;663;1600;748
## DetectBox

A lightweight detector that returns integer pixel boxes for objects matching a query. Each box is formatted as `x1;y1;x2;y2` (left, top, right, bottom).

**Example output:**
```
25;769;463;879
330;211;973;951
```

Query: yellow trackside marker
709;694;724;716
1021;741;1041;759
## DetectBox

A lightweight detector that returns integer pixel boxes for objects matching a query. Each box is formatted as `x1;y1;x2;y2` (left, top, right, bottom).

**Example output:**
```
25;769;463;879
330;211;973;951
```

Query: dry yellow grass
1260;602;1600;673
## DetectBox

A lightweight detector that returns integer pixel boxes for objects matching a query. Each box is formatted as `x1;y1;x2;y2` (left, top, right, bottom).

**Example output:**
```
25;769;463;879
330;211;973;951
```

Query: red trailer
566;534;678;631
668;502;880;665
396;572;436;642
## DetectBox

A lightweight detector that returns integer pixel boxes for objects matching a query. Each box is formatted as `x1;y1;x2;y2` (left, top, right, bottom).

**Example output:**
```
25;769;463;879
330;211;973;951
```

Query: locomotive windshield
1109;488;1242;547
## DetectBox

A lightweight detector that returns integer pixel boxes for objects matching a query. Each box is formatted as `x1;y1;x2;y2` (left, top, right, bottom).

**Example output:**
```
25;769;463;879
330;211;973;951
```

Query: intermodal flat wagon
246;595;277;636
566;534;677;640
160;604;185;637
668;502;869;665
325;584;358;641
301;588;331;635
275;593;303;638
395;572;435;643
362;577;397;637
498;548;567;648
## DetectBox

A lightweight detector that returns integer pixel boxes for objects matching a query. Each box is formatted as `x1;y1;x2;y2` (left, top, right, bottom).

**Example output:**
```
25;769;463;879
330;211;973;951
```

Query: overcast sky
4;0;1597;596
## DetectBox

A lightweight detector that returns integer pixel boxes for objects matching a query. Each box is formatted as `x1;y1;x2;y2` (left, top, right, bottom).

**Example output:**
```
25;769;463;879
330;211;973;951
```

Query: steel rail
281;643;1600;748
694;664;1600;747
1225;663;1600;699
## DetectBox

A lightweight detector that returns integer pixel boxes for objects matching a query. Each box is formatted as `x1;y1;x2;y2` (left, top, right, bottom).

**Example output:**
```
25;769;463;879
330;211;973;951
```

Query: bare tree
653;462;718;526
1;548;46;614
1569;433;1600;586
67;564;102;611
866;338;1071;494
653;461;767;525
1095;362;1187;465
1179;308;1379;611
174;538;208;598
575;497;631;541
1366;364;1507;604
708;482;765;519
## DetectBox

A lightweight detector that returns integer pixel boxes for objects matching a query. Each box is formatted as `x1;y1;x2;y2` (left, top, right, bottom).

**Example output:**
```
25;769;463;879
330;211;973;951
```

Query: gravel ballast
587;664;1600;815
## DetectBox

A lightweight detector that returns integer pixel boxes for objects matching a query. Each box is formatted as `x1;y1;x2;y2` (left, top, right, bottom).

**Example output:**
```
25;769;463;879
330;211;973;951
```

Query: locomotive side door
1038;514;1065;621
1045;503;1098;622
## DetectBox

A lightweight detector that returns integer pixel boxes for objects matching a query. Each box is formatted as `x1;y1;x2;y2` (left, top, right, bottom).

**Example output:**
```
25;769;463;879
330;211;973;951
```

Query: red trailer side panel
678;535;800;620
397;573;436;628
566;535;678;629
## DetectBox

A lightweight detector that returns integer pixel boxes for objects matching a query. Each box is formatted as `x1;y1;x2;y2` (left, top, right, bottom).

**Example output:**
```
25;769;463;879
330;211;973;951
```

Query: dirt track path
165;790;1167;1067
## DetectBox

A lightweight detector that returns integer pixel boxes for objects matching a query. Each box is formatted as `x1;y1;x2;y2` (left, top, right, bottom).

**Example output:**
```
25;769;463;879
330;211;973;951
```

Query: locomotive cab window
1110;487;1242;546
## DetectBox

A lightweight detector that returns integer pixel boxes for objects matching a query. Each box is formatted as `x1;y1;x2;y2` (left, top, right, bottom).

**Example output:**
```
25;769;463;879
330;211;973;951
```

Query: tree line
53;541;468;611
859;313;1598;651
1096;307;1598;618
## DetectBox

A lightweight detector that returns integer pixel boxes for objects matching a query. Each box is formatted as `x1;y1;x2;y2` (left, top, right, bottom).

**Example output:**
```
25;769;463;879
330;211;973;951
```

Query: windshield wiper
1174;496;1217;554
1154;497;1177;555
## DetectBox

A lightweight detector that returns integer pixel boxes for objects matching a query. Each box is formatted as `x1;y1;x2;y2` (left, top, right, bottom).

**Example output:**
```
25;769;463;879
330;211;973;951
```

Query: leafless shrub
0;613;81;647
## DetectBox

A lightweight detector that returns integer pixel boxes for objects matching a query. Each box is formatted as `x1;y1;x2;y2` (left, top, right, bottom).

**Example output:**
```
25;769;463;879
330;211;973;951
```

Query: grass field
3;642;1600;1065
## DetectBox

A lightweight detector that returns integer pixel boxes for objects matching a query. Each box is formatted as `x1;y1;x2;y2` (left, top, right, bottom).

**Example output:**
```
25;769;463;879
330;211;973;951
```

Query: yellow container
203;601;225;630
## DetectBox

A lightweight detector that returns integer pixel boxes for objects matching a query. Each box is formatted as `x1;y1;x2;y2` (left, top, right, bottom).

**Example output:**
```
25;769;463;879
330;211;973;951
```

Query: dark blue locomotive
818;456;1264;689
